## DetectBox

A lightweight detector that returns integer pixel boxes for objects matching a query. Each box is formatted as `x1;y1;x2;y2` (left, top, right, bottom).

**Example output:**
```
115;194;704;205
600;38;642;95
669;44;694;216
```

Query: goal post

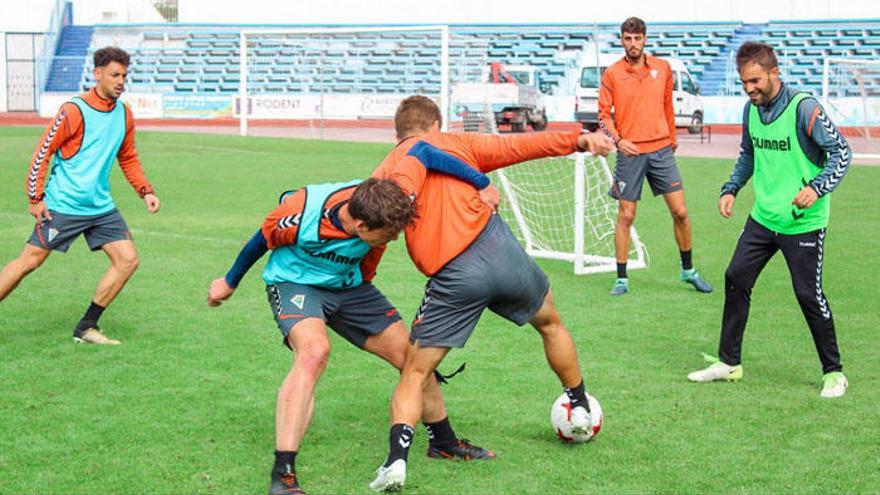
238;25;455;137
821;57;880;160
495;153;648;275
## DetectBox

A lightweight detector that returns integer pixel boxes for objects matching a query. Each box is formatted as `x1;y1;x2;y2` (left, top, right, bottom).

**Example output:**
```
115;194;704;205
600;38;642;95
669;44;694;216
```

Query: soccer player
599;17;712;296
687;42;851;398
209;175;498;495
368;95;614;492
0;46;159;344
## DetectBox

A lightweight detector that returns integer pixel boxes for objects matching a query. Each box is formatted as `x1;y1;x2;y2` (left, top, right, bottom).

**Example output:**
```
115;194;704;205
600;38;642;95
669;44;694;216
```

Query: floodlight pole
821;57;830;106
440;25;450;132
239;31;248;136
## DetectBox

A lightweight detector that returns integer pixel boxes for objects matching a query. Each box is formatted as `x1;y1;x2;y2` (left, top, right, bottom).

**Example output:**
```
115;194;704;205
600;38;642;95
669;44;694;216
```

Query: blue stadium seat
62;22;880;96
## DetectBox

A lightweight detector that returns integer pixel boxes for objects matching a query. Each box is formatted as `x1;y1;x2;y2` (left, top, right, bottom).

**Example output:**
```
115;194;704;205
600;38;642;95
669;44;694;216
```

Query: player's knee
116;254;140;275
297;344;331;378
617;208;636;226
793;286;817;305
535;319;565;339
532;306;565;337
671;207;689;224
724;267;751;291
402;359;435;384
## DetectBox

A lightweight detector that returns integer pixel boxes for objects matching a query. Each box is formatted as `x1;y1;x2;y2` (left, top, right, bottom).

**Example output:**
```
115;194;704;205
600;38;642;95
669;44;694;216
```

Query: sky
1;0;878;32
178;0;879;25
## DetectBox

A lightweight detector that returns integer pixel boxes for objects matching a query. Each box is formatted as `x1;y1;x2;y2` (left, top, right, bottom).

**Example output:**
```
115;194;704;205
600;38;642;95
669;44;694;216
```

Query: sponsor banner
42;92;163;119
703;96;880;125
545;95;575;122
120;92;163;119
236;93;409;119
702;96;747;124
163;94;233;119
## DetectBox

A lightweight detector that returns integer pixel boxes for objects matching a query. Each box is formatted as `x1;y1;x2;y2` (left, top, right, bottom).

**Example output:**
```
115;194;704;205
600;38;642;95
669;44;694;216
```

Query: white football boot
820;372;848;398
369;459;406;492
687;354;743;382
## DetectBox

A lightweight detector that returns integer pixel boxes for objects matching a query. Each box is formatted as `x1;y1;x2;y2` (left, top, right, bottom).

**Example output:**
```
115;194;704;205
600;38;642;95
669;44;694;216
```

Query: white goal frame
238;25;450;137
821;57;880;160
496;152;648;275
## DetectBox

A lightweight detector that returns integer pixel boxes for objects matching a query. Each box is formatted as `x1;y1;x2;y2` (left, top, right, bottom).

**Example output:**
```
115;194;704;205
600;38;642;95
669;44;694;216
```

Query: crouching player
208;177;495;495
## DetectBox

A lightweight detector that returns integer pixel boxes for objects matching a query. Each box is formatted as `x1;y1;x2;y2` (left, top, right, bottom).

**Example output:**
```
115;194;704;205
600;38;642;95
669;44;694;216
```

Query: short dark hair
736;41;778;71
620;17;647;35
348;178;417;232
394;95;442;139
93;46;130;68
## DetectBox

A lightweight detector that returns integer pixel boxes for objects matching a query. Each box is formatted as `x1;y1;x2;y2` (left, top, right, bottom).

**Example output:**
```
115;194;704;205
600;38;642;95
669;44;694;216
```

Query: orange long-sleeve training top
373;130;581;276
598;55;677;153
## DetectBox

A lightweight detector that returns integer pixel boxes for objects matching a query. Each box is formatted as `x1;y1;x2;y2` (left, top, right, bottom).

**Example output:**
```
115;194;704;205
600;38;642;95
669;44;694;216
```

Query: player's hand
578;132;615;157
28;201;52;223
144;193;161;213
792;185;819;210
479;185;500;213
719;194;736;218
208;277;235;307
618;139;641;157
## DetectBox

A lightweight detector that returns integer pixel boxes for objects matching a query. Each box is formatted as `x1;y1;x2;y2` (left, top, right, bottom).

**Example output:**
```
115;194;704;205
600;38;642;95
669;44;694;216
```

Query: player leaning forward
0;46;160;344
209;170;499;493
369;96;615;492
688;42;851;398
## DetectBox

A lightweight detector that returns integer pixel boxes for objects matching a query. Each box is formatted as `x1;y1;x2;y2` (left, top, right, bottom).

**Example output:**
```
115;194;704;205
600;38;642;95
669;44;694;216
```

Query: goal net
495;153;647;275
237;26;491;137
822;57;880;160
238;25;645;275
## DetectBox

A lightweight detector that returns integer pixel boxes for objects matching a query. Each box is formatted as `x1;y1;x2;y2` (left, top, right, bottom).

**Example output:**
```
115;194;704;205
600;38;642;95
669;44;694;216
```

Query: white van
574;55;704;134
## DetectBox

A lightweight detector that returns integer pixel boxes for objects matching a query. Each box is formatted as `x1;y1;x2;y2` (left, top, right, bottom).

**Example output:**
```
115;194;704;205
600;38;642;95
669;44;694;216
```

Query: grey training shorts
266;281;402;349
609;145;683;201
410;214;550;348
28;209;131;253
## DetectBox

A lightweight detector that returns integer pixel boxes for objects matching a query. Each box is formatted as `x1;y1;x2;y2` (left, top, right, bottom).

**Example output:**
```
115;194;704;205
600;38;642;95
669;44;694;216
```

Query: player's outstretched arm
207;229;269;306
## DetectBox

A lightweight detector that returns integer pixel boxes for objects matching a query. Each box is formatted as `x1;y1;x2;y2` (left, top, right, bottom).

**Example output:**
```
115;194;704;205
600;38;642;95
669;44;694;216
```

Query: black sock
564;380;590;412
616;263;627;279
384;423;414;467
273;450;297;474
425;417;457;449
75;301;106;333
680;250;693;271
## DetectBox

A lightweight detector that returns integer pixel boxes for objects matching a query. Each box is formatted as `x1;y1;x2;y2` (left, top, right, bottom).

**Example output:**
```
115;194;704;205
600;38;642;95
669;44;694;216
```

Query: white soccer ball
551;392;603;443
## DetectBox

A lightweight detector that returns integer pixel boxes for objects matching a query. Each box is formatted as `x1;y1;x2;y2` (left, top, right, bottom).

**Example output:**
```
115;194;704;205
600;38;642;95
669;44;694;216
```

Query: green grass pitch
1;126;878;493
